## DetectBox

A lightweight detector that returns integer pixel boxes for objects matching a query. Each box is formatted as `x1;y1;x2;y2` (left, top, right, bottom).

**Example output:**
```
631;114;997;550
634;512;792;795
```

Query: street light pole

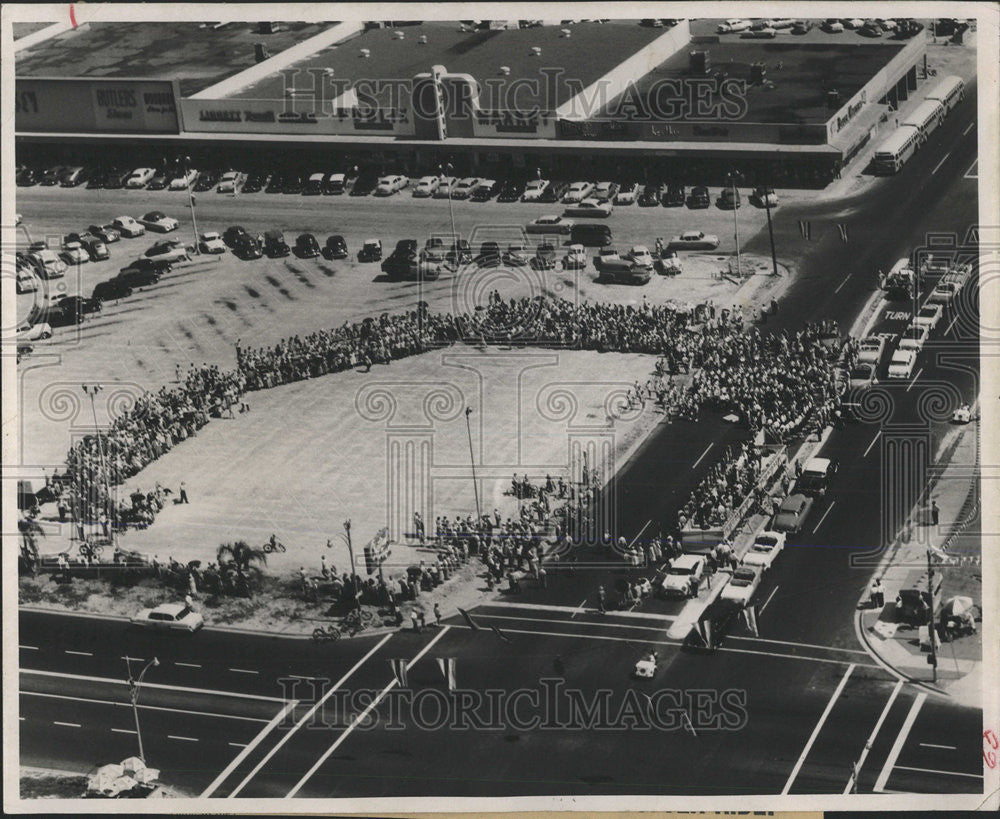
440;161;456;245
125;656;159;762
927;548;938;682
729;171;742;278
763;185;779;277
341;519;361;611
82;384;109;541
183;156;201;255
465;407;482;524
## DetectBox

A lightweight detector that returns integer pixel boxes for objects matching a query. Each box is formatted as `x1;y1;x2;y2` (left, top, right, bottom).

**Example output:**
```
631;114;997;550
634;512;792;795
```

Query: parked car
451;177;481;200
539;181;570;203
750;187;779;207
375;174;408;196
55;295;102;324
741;531;786;572
264;172;286;193
28;249;67;280
295;233;321;258
591;181;619;203
888;348;918;379
433;177;458;199
447;239;473;265
614;181;638;205
413;175;441;197
660;554;705;598
662;184;685;207
103;167;133;189
742;26;777;38
382;240;419;278
16;167;39;186
92;277;134;301
795;457;839;498
471;179;501;201
143;239;190;264
131;602;204;632
223;225;251;247
264;229;290;257
88;224;121;243
822;19;845;32
627;245;655;270
60;166;86;187
720;565;762;607
59;242;89;266
497;179;526;202
108;216;146;238
638;183;661;207
503;243;531;267
194;170;220;192
138;211;179;233
80;235;110;261
521;178;549;202
16;260;39;294
304;172;326;195
324;235;348;259
125;167;156;188
717;18;752;32
563;244;588;269
476;241;502;268
323;172;346;195
242;171;269;193
687;185;711;208
119;258;170;286
668;230;720;250
282;174;304;194
198;231;227;254
233;234;263;260
563;181;595;203
145;169;171;190
564;199;612;218
719;187;742;209
217;170;245;194
40;165;68;186
17;320;53;341
526;215;574;235
358;238;383;262
571;223;613;247
771;493;814;533
857;335;888;366
533;243;558;271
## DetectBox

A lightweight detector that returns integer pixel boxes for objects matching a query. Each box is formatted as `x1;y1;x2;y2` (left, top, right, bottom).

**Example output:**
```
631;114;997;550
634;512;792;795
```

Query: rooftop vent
393;30;405;39
499;65;511;75
530;46;542;56
560;28;572;37
360;47;371;58
418;34;428;44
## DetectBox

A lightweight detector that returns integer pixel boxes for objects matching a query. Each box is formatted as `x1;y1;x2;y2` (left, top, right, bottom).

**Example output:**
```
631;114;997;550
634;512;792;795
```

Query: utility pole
125;656;159;762
728;170;742;278
439;161;456;246
465;407;482;524
82;384;109;542
764;186;779;277
183;156;201;255
927;548;937;682
342;520;361;610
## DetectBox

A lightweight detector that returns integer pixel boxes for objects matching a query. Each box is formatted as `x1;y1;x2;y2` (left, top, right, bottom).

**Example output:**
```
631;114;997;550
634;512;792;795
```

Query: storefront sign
16;78;180;134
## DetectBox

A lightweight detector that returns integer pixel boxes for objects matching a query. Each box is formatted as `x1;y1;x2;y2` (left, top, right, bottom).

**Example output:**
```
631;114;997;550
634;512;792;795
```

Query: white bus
923;75;965;113
873;125;921;174
901;99;945;141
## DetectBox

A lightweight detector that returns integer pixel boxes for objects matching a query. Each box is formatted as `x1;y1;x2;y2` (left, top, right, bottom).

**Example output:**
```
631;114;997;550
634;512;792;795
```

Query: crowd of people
677;440;764;531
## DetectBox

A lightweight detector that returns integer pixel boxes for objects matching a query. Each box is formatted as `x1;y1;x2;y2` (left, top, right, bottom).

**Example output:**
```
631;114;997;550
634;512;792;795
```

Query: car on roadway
898;322;930;353
88;224;121;244
323;172;346;195
138;211;179;233
741;530;786;572
169;168;198;190
146;168;172;191
118;260;168;288
591;181;619;203
375;174;408;196
660;554;705;598
719;565;763;607
668;230;720;250
503;243;531;266
433;176;458;198
848;363;879;391
526;215;574;235
131;601;204;633
413;175;441;197
887;348;918;379
472;179;501;201
59;242;89;266
242;171;269;193
564;198;613;218
687;185;711;209
627;245;655;270
521;178;549;202
17;320;54;341
304;172;326;195
198;231;227;254
795;457;838;498
857;335;887;366
742;27;777;38
928;279;962;306
771;493;814;533
324;235;348;259
913;302;944;331
451;177;481;200
144;239;190;264
125;167;156;188
264;229;290;258
295;233;321;258
108;216;146;238
614;181;638;205
215;171;245;193
497;179;526;202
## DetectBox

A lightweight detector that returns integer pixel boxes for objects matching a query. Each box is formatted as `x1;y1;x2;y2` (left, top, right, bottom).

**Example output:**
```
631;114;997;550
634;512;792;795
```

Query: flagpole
465;407;482;524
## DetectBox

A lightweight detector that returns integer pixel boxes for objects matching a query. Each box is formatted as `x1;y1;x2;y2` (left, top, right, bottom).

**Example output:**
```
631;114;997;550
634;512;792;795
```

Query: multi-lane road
16;82;985;799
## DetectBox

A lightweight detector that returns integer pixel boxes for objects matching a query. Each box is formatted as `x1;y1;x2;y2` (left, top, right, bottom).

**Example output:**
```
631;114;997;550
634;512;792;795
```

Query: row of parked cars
716;17;925;38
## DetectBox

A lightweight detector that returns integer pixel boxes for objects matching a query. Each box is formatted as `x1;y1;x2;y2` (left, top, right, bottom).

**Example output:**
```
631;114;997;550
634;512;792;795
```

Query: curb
853;606;947;697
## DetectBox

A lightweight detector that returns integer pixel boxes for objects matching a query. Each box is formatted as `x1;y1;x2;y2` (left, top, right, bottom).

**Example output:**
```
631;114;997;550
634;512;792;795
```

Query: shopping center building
15;18;932;186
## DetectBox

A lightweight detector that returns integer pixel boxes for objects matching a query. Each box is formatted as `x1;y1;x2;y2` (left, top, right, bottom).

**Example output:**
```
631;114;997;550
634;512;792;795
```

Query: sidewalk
856;419;982;699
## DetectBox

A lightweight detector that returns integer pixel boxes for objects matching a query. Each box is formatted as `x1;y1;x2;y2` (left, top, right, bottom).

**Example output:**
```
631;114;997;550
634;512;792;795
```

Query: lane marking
19;645;39;651
228;668;259;675
782;663;856;794
21;668;285;702
480;602;675;622
874;692;926;792
863;431;882;458
628;519;653;548
175;662;202;669
843;679;904;794
931;151;951;175
906;367;924;392
963;121;975;136
229;742;247;749
21;691;271;722
692;442;714;469
168;735;199;742
200;698;299;798
121;656;145;662
759;585;779;614
727;634;868;657
286;627;450;798
475;612;675;634
65;650;93;657
570;597;589;619
226;633;393;798
53;721;81;728
834;273;852;293
920;742;957;750
812;501;837;533
944;312;960;335
111;728;136;734
893;764;982;779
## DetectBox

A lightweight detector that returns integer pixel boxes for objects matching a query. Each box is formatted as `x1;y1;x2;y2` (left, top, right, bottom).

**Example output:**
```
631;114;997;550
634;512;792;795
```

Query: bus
872;125;921;174
901;99;945;141
923;75;965;113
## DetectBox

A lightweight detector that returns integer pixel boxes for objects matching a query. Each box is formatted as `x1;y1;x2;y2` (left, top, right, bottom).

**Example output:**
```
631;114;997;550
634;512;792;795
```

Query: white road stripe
906;367;924;392
782;664;856;794
21;691;270;722
286;627;450;798
874;692;926;792
932;151;951;174
843;680;904;794
53;721;81;728
228;742;247;748
728;634;868;657
476;612;674;633
834;273;852;293
19;645;39;651
920;742;957;750
168;735;199;742
963;120;975;135
944;313;960;335
228;668;259;675
628;519;652;548
863;431;882;458
226;633;393;798
893;764;982;779
692;442;714;469
65;650;93;657
21;668;284;702
174;662;202;669
812;501;837;533
759;585;779;614
481;602;675;622
111;728;136;734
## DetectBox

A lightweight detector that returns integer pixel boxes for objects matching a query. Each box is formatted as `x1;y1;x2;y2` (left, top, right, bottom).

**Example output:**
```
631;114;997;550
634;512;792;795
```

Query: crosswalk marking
481;602;675;622
874;692;926;792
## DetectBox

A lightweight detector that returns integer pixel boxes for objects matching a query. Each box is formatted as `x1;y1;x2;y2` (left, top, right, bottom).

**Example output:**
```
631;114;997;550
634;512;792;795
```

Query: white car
598;247;621;266
503;243;531;266
216;170;244;193
842;17;865;29
451;177;481;200
627;245;654;269
17;321;53;341
898;323;930;353
525;215;574;235
521;178;549;201
614;182;638;205
562;181;595;203
108;216;145;238
564;198;612;218
138;211;179;233
848;362;878;390
375;175;407;196
888;348;918;379
169;169;198;190
660;555;705;598
741;531;786;572
668;230;720;250
720;565;762;607
433;177;458;199
857;335;887;366
928;280;961;306
131;602;204;632
198;231;227;254
144;238;190;263
125;167;156;188
913;303;944;331
591;181;617;202
563;244;588;269
822;19;845;32
413;175;441;197
742;27;777;38
717;18;751;32
59;242;88;265
771;18;795;29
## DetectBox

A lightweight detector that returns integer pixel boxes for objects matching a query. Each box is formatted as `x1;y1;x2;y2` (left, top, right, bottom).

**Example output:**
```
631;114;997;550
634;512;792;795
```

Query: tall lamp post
927;548;938;682
438;161;456;245
464;407;482;524
82;384;109;541
182;155;201;255
125;655;159;762
727;169;743;278
762;182;779;277
340;519;361;611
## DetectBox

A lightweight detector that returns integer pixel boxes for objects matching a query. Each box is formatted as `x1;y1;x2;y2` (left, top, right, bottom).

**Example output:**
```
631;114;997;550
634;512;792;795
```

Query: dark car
471;180;502;201
243;172;269;193
16;167;39;187
303;173;325;195
103;167;132;189
265;173;286;193
223;225;250;247
263;229;290;257
40;166;66;186
687;185;711;209
570;223;613;247
86;167;107;189
55;295;102;324
476;241;502;267
497;179;525;202
282;174;304;194
119;258;170;286
324;235;348;259
80;235;110;261
92;277;134;301
323;173;347;195
533;242;558;270
662;184;685;207
538;181;570;203
295;233;321;258
358;239;383;262
194;170;220;192
638;183;661;206
447;239;473;265
233;234;264;260
381;239;419;278
718;187;741;209
88;224;121;243
351;168;380;196
146;169;171;191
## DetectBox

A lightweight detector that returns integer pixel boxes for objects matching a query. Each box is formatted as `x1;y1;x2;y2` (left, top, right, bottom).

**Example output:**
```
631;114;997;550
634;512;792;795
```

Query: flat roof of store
13;22;56;40
15;21;334;96
594;40;905;124
228;21;666;110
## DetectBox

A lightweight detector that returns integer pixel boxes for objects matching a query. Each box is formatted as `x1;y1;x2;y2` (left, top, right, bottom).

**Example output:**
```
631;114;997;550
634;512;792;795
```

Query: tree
216;540;267;576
